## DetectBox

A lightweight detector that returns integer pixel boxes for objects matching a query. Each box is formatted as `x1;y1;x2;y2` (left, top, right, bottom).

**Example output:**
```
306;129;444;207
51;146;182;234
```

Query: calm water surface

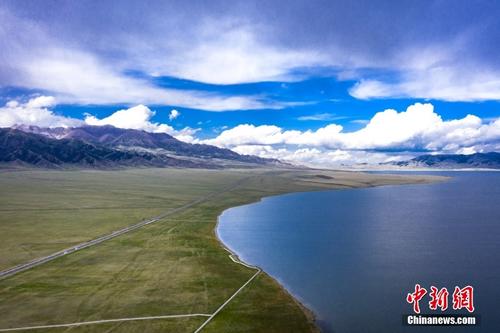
217;172;500;332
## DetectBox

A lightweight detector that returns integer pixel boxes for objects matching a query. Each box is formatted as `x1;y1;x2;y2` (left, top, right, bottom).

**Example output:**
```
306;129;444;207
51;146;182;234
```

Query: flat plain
0;168;443;332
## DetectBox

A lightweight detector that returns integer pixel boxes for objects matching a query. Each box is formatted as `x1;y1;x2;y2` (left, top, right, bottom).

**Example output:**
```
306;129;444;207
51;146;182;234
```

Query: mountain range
0;125;280;169
388;152;500;169
3;125;499;170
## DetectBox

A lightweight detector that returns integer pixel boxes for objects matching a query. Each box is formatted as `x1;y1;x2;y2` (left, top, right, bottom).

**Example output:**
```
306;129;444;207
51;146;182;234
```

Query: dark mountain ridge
1;126;281;169
391;152;500;169
0;128;208;168
14;125;274;164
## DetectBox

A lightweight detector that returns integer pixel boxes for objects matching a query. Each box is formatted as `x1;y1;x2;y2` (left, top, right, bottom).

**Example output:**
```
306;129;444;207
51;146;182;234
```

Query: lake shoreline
214;197;321;332
213;173;447;332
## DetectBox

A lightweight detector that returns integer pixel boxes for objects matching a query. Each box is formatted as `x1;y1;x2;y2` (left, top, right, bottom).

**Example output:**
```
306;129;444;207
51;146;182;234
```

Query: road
0;251;261;332
0;314;212;332
0;176;253;280
0;174;264;332
193;253;261;333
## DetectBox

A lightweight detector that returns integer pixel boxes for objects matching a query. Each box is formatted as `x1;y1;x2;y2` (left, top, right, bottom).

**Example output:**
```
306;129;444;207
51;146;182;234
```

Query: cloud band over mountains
2;97;499;166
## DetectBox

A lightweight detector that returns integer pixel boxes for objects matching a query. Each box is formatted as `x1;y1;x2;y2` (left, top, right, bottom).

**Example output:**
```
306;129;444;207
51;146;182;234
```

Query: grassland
0;168;442;332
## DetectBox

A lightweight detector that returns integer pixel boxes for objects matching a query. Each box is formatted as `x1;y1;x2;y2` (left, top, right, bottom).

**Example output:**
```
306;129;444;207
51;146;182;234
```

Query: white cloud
84;104;167;132
297;113;347;121
3;97;499;167
203;103;500;166
349;80;395;100
231;145;409;168
203;124;302;146
0;96;82;128
84;105;198;141
136;22;326;85
4;6;500;104
343;40;500;101
349;66;500;102
350;119;369;125
5;7;500;105
25;95;57;109
13;48;279;111
169;109;180;121
123;28;500;101
0;13;286;111
341;43;500;102
0;96;197;142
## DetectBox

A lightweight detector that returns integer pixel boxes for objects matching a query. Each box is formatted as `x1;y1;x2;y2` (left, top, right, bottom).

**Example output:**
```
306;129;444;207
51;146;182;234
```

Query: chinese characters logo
406;284;474;314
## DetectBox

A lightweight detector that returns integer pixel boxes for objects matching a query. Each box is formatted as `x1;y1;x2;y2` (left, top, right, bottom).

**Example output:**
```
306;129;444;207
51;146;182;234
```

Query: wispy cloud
3;2;500;104
0;10;291;111
349;68;500;101
350;119;369;125
297;113;348;121
149;21;326;85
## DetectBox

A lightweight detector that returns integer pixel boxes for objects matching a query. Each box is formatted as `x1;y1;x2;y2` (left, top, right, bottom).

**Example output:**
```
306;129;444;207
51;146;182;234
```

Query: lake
217;172;500;332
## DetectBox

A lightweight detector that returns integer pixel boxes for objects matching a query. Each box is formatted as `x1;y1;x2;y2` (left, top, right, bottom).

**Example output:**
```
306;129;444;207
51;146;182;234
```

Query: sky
1;0;500;167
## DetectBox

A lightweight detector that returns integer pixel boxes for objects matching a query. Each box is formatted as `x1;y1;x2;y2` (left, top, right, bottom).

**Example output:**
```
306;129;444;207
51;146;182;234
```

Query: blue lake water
217;172;500;333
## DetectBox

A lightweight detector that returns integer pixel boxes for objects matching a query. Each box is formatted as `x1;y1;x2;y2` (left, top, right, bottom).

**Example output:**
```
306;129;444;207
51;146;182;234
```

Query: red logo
406;284;427;314
452;286;475;313
429;286;449;311
406;284;474;314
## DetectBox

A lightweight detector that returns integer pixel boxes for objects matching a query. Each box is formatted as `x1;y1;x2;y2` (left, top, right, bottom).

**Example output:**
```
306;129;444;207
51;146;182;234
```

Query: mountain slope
14;125;276;165
392;152;500;169
0;128;214;168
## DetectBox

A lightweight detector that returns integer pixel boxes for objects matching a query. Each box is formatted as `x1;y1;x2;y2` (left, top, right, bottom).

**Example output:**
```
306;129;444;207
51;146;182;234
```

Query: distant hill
1;126;281;169
0;128;210;168
390;152;500;169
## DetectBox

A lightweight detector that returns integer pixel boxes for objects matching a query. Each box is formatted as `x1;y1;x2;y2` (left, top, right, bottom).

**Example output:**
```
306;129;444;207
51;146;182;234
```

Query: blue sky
1;0;500;166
